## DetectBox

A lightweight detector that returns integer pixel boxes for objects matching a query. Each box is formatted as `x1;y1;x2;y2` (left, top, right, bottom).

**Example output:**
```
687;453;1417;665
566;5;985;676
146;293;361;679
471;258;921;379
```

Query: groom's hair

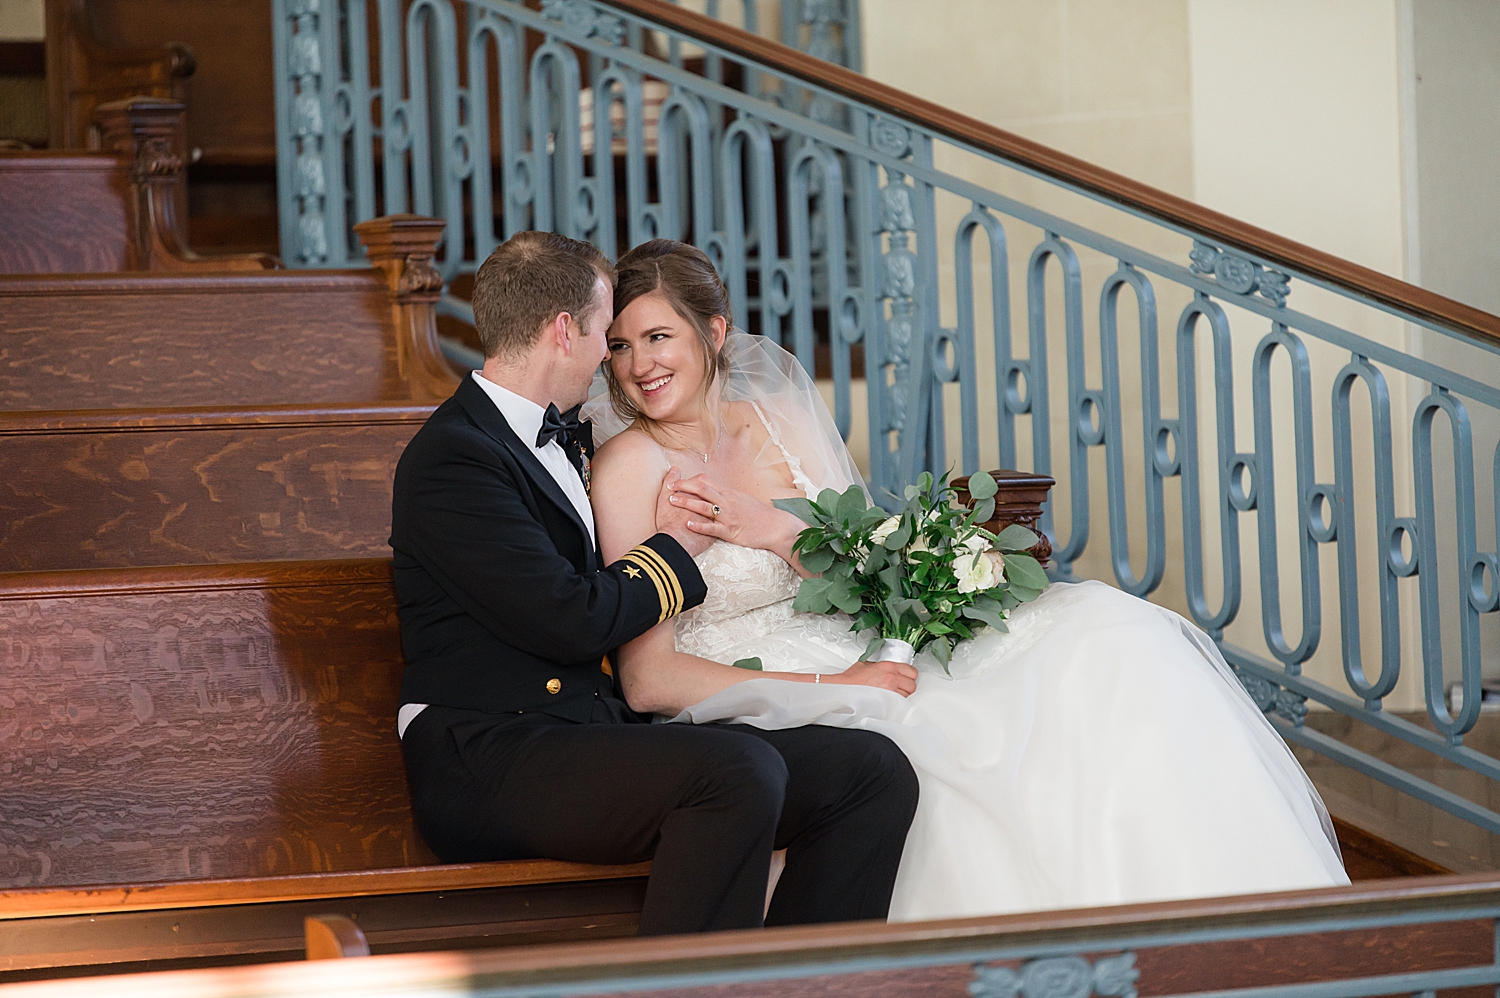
472;231;614;359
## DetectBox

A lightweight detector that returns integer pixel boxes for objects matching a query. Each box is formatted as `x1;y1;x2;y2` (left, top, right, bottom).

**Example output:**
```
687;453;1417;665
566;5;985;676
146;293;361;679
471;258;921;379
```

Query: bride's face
607;292;721;424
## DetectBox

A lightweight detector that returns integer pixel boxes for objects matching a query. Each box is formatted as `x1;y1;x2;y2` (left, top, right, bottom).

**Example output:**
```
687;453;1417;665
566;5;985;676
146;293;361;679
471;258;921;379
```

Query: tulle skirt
669;580;1349;920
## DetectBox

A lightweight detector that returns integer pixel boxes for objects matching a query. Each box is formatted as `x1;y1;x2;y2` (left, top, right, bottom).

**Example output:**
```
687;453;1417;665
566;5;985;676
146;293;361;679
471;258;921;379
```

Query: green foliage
733;657;764;671
780;470;1052;674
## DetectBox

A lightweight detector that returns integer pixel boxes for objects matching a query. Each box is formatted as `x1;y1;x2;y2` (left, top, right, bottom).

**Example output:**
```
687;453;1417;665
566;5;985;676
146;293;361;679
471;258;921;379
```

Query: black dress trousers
401;700;919;936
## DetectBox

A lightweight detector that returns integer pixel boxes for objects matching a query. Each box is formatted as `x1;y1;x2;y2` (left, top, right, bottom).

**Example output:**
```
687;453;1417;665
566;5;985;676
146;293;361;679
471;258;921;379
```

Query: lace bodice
673;402;816;663
675;544;802;662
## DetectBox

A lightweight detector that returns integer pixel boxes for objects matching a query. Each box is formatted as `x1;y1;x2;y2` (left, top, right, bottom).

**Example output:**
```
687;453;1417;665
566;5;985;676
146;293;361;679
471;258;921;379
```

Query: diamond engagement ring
711;504;721;517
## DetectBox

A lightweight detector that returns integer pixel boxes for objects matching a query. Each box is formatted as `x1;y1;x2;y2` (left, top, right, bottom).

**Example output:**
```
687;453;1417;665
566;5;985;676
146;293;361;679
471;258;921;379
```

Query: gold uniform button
545;678;562;694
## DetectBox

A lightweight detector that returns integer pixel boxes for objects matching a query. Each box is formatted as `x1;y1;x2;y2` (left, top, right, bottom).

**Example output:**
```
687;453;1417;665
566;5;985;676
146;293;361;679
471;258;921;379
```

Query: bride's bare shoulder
594;425;669;472
592;427;670;502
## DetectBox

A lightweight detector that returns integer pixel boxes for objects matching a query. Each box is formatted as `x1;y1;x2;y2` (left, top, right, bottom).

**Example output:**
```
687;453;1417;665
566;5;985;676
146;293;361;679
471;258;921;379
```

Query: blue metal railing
272;0;1500;843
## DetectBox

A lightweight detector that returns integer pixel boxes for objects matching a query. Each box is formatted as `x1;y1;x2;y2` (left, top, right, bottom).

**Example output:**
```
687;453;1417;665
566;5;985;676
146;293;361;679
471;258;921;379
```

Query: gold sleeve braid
620;545;684;623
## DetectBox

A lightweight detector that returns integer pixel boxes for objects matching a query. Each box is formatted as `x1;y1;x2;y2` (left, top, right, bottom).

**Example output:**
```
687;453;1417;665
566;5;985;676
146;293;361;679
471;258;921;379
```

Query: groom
391;230;918;935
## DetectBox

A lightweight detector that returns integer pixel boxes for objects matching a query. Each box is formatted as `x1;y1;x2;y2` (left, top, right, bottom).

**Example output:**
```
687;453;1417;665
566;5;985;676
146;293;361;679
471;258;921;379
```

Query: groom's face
562;276;614;405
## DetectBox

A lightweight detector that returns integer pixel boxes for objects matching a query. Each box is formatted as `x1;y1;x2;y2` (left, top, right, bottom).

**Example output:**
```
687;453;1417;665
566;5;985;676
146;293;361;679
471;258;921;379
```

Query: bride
586;239;1349;920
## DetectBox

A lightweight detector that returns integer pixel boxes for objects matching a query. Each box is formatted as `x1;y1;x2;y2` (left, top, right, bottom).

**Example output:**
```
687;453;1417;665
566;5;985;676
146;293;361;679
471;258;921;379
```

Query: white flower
984;550;1006;584
870;515;901;546
960;531;991;554
954;548;996;593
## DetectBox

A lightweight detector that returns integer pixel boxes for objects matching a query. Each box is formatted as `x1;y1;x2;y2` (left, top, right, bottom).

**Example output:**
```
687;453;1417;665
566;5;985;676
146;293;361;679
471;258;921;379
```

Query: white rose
960;531;991;554
954;548;997;593
870;515;901;546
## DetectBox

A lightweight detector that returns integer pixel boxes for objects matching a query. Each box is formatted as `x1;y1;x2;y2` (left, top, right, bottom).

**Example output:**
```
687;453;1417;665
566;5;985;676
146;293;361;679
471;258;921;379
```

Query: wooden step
0;402;430;571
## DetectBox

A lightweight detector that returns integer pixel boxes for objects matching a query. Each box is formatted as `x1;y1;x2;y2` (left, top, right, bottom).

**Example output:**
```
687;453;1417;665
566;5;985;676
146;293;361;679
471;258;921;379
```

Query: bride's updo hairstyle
606;239;732;425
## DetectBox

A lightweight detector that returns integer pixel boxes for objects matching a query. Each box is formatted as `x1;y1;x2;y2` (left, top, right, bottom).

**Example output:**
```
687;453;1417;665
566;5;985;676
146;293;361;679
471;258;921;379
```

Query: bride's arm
592;433;914;715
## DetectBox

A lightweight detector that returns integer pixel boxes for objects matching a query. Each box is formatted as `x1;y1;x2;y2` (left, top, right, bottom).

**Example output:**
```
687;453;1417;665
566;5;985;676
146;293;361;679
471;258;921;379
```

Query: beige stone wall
857;0;1200;632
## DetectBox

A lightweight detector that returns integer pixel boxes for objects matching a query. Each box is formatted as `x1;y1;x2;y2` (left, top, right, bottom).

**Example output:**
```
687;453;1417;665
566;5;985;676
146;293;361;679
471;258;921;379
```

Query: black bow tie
536;403;593;479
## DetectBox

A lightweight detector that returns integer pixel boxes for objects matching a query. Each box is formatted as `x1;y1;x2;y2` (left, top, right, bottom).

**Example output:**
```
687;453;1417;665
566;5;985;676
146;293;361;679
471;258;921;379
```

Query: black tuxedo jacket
390;375;707;721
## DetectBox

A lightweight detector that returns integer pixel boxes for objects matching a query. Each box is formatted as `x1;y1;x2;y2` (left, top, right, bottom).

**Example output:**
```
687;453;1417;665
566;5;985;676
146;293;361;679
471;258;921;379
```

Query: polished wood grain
0;154;132;273
0;558;423;888
0;859;653;920
0;262;458;408
604;0;1500;347
2;96;276;275
94;96;279;272
0;403;431;571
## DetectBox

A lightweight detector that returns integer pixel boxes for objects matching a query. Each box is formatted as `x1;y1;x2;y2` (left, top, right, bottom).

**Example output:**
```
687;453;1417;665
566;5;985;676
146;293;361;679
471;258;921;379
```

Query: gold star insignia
623;565;643;579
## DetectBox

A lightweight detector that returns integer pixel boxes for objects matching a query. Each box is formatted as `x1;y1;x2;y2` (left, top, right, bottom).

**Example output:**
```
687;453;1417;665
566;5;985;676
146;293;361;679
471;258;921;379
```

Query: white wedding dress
667;454;1349;920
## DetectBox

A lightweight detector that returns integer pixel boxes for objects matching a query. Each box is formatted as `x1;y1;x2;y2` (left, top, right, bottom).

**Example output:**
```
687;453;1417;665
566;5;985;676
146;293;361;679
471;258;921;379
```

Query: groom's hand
831;659;919;697
657;467;714;557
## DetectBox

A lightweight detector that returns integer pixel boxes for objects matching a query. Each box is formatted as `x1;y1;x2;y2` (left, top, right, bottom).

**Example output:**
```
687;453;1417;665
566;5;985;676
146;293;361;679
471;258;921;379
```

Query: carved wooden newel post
954;470;1055;565
354;214;462;403
94;96;277;271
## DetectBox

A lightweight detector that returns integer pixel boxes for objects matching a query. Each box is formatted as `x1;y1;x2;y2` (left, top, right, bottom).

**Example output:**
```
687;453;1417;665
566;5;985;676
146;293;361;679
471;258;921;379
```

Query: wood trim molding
93;96;279;271
0;557;396;601
0;859;653;920
355;214;463;401
0;402;436;435
596;0;1500;347
0;270;380;297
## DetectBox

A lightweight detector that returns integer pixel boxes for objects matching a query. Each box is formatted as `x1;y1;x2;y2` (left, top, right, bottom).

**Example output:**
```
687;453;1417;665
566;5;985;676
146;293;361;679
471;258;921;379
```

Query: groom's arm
394;427;705;664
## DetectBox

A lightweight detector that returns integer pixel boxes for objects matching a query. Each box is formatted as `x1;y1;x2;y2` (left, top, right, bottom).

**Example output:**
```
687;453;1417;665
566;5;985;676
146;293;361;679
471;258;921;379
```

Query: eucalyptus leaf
732;657;764;671
904;484;921;501
966;471;998;501
817;488;843;513
968;497;996;525
799;546;836;574
773;496;821;526
961;601;1008;632
828;579;864;615
792;577;834;614
836;486;867;524
993;523;1041;551
878;564;904;596
861;545;888;574
930;636;952;673
861;634;887;662
1003;553;1049;590
887;597;930;626
917;471;933;493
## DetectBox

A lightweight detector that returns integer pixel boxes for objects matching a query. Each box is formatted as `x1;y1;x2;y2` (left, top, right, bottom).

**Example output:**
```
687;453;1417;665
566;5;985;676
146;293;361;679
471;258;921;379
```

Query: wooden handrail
25;873;1500;996
598;0;1500;348
0;859;652;921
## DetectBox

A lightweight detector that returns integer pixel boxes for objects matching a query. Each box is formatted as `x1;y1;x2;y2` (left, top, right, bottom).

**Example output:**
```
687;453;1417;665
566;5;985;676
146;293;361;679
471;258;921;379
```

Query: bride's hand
670;474;806;568
827;660;919;697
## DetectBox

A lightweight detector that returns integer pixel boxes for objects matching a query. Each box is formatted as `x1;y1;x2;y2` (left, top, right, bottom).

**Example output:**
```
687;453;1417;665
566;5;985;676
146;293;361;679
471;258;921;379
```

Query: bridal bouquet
773;472;1050;672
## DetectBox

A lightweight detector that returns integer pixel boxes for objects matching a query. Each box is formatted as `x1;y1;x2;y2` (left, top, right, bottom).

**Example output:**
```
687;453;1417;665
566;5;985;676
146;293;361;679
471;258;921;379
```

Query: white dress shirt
398;371;597;739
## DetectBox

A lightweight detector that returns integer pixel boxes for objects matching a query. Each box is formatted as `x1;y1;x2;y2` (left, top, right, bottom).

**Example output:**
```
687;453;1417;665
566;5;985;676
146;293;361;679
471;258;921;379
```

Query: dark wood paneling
0;272;407;408
0;559;425;888
83;0;274;167
0;403;431;571
0;154;132;273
